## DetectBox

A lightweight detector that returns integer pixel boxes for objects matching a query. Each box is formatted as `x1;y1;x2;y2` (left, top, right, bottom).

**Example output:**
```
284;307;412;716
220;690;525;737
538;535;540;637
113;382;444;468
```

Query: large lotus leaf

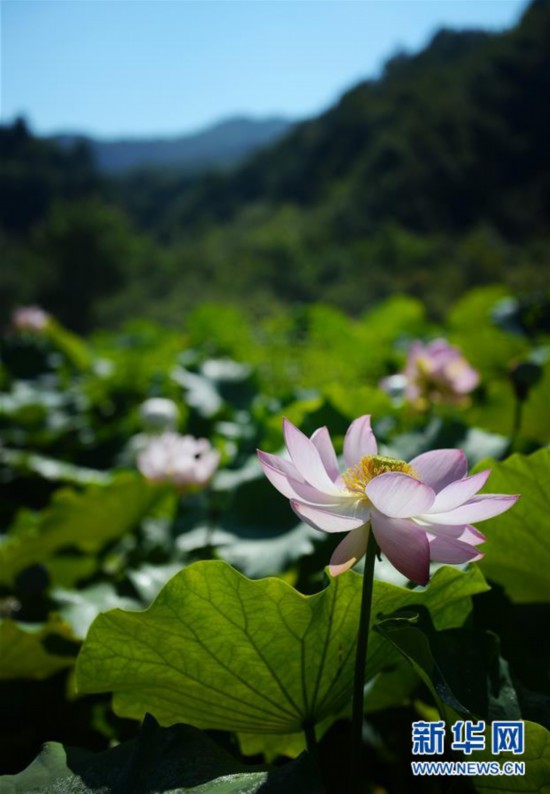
0;381;85;445
0;448;109;487
448;287;529;377
0;717;321;794
238;613;420;756
375;607;521;724
466;381;517;438
521;361;550;443
374;608;550;793
236;718;335;763
473;448;550;603
363;661;420;714
43;555;98;589
0;473;162;588
76;561;487;735
312;295;427;386
0;617;79;680
473;722;550;794
447;289;529;437
359;294;427;339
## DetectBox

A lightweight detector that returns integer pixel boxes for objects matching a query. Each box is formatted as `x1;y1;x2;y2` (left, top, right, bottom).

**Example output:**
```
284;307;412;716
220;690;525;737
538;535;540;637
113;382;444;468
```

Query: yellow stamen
342;454;418;499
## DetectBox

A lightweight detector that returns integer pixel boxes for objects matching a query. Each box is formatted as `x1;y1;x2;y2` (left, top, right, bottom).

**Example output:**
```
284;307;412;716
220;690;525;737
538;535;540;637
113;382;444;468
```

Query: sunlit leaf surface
474;448;550;603
76;561;487;733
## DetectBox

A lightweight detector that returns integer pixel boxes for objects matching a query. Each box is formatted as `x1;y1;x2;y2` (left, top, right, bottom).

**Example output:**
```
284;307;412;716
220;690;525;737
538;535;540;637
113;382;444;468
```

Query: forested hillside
1;0;548;330
170;0;550;239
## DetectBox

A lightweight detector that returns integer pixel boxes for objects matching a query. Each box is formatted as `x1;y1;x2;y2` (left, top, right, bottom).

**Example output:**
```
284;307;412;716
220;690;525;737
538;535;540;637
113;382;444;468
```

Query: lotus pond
1;288;549;793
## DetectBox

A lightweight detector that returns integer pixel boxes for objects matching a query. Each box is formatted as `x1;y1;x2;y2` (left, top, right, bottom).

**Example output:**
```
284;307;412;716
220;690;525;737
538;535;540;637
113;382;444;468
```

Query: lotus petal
283;419;342;495
409;448;468;492
311;426;341;482
343;415;377;467
366;472;435;518
430;470;491;513
422;494;520;526
290;500;369;534
329;526;370;577
371;511;430;585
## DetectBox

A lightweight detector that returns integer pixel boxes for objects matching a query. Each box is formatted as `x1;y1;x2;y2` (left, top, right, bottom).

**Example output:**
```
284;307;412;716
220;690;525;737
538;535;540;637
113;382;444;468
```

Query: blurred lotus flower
258;416;518;584
138;431;219;490
381;339;479;409
140;398;179;432
12;306;50;332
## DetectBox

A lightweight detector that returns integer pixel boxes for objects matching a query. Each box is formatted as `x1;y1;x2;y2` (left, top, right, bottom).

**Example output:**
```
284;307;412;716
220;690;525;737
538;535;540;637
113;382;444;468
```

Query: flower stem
349;531;378;792
509;394;523;453
303;720;318;765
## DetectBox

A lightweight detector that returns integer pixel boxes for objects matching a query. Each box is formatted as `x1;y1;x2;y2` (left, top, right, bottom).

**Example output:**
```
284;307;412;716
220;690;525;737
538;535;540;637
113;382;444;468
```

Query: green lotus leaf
375;606;521;723
0;717;321;793
76;561;487;735
473;722;550;794
0;473;163;588
0;617;79;680
473;448;550;603
522;361;550;443
0;447;110;487
374;606;550;792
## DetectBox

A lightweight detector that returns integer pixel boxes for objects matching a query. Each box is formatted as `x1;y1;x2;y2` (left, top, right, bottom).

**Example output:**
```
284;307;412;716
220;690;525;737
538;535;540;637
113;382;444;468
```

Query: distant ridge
167;0;550;240
51;116;294;174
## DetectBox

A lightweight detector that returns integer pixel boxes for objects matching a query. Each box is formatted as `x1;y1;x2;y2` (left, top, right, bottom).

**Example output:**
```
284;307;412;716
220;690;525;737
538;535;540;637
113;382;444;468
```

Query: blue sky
2;0;529;139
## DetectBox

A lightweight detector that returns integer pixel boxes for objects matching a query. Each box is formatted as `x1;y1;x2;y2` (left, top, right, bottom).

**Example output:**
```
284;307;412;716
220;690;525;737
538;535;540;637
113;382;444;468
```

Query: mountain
169;0;550;241
52;116;294;175
2;1;549;328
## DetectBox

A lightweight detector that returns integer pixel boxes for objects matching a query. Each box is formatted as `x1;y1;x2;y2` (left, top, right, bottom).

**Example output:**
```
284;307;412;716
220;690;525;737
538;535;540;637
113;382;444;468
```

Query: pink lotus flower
12;306;50;333
258;416;518;584
382;339;479;409
138;432;219;490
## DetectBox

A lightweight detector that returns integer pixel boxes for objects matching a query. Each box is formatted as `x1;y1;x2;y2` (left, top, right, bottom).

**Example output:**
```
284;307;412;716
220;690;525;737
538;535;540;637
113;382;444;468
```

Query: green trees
1;0;549;330
0;118;101;236
28;201;141;332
